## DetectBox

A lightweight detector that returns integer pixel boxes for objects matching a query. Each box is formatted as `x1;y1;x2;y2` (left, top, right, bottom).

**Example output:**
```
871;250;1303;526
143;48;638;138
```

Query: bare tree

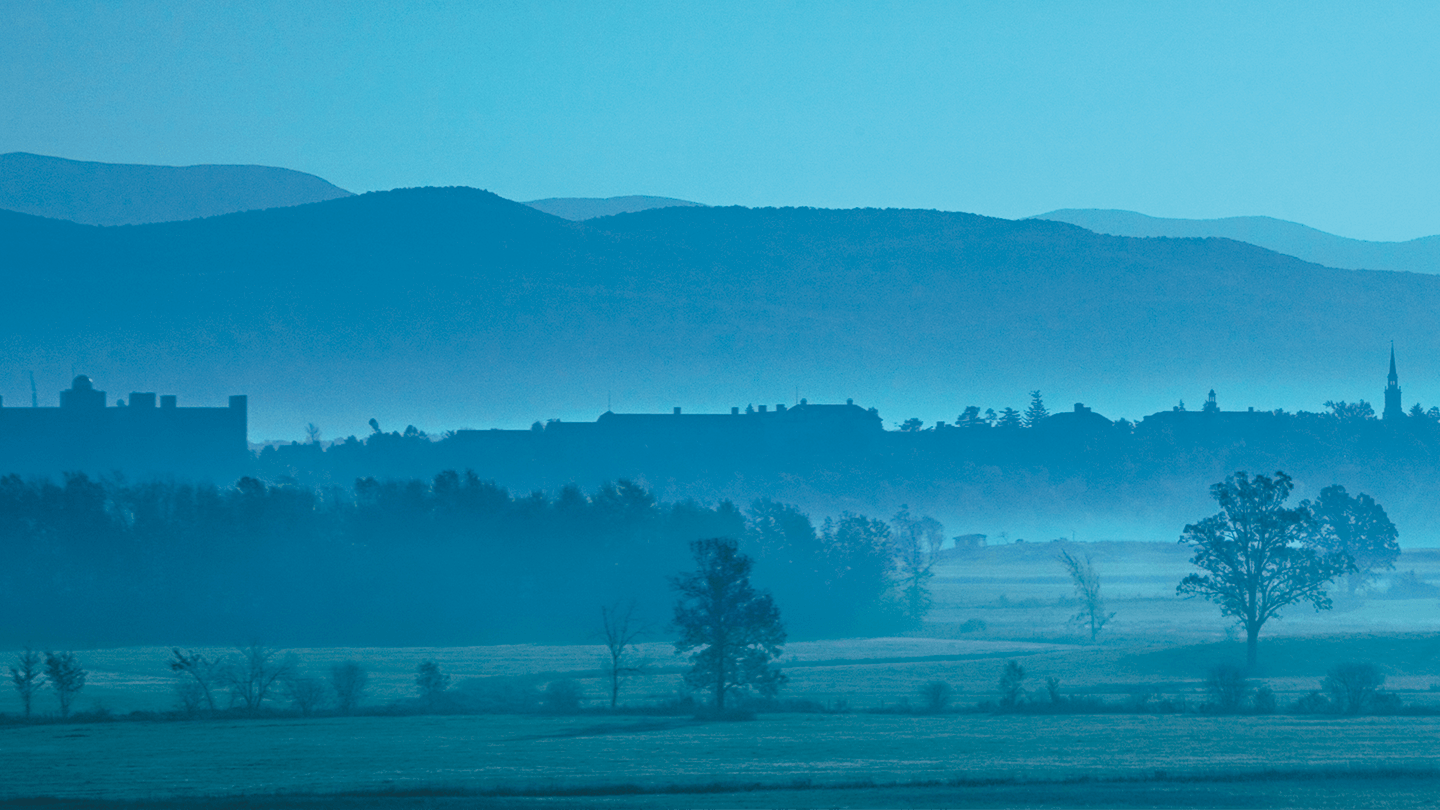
305;423;322;444
44;651;86;719
1058;548;1115;641
9;647;43;718
600;601;649;709
280;674;329;716
169;648;223;715
224;643;294;714
1324;662;1385;714
330;661;369;715
1178;471;1352;667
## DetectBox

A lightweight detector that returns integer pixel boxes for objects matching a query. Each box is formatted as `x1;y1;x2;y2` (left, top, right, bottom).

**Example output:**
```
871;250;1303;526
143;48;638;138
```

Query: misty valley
7;155;1440;809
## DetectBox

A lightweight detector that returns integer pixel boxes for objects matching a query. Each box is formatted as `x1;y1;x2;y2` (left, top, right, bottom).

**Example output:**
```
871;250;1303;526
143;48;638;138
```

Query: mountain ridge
1033;208;1440;275
0;152;353;226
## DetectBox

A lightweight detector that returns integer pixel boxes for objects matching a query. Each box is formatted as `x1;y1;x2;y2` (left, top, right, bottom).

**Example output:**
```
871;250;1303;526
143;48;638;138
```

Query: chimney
130;392;156;409
846;398;854;405
731;406;739;415
758;405;767;413
161;395;177;409
776;404;786;412
673;406;681;415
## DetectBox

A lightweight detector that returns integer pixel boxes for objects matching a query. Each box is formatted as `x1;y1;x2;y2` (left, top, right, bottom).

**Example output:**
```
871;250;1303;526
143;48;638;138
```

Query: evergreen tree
1023;391;1049;427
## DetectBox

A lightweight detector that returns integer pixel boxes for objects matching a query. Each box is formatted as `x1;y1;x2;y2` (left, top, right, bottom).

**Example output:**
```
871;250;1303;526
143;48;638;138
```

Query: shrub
1324;661;1384;714
1291;690;1331;714
544;679;585;713
1252;684;1277;715
919;680;953;713
1205;664;1250;713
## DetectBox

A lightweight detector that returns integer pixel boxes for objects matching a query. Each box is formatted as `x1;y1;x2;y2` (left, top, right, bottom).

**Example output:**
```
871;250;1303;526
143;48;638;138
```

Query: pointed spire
1389;342;1399;385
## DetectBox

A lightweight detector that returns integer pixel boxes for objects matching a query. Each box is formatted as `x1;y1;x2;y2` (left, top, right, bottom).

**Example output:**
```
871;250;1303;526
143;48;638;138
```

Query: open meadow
5;542;1440;806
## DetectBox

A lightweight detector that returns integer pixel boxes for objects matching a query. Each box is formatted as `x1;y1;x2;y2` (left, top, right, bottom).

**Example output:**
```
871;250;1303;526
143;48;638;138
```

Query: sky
5;1;1440;242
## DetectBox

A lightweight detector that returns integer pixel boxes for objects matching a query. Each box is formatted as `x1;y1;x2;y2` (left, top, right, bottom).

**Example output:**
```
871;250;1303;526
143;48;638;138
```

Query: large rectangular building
0;375;249;481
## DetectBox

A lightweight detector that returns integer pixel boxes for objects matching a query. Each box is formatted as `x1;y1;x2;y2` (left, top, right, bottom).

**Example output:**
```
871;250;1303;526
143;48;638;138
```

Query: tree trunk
1246;624;1259;668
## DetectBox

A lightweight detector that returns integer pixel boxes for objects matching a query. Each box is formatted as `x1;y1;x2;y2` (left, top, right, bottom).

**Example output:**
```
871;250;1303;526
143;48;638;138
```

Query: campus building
0;375;249;479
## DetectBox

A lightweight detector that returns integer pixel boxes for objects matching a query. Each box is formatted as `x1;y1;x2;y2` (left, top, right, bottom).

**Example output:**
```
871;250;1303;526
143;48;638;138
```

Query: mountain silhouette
1033;208;1440;275
5;187;1439;438
0;152;352;226
524;195;704;220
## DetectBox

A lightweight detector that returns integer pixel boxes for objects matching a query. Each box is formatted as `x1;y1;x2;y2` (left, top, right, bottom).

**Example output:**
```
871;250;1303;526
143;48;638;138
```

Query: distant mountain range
524;195;704;220
0;152;352;225
1033;208;1440;275
5;186;1439;445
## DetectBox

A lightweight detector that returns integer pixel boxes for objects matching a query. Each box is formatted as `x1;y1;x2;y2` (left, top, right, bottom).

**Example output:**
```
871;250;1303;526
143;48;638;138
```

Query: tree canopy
1178;471;1353;667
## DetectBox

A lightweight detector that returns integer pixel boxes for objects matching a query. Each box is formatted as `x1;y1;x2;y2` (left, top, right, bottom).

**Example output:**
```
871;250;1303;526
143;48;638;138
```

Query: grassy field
3;713;1440;801
4;541;1440;806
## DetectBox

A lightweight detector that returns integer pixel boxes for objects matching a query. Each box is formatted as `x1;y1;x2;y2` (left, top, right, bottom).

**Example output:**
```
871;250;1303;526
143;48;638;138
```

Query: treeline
0;473;940;647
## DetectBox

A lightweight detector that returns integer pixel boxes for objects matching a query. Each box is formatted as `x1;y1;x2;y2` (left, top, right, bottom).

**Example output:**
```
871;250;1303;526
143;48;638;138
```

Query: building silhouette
0;375;248;479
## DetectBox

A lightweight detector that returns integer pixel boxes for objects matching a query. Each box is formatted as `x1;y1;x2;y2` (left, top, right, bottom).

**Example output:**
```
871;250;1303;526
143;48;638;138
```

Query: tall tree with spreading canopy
671;537;786;711
1178;471;1352;667
1303;485;1399;597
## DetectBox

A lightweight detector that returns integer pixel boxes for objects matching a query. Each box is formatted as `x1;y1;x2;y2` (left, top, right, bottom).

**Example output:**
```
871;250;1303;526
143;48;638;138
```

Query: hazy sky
5;2;1440;241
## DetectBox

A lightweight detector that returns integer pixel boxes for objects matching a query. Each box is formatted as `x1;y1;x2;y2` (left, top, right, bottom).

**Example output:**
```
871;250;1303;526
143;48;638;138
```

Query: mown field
4;542;1440;806
4;713;1440;801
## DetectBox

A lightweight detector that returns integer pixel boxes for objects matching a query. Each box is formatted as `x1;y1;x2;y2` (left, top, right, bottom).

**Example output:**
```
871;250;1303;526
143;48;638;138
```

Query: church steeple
1384;343;1404;420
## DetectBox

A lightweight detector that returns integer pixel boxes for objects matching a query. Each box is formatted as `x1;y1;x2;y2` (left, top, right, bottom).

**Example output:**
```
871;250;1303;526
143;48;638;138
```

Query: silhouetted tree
671;538;786;710
280;674;328;716
330;662;369;715
43;651;85;718
1178;471;1352;667
415;660;449;710
1058;548;1114;641
891;506;943;625
1324;400;1375;421
920;680;953;713
897;417;925;432
1324;661;1385;714
169;648;223;715
224;643;293;714
956;406;984;427
998;660;1026;709
1023;391;1049;427
1205;664;1249;713
9;647;43;718
1303;485;1399;597
600;600;648;709
820;513;898;631
997;407;1023;429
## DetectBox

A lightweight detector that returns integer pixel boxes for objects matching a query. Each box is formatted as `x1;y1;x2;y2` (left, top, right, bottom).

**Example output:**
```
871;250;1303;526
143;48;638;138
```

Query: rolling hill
1033;208;1440;275
0;152;352;225
523;195;704;220
3;187;1438;441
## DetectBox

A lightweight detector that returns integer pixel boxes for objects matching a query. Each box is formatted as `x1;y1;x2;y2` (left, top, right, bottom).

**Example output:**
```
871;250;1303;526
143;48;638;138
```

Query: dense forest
0;473;933;648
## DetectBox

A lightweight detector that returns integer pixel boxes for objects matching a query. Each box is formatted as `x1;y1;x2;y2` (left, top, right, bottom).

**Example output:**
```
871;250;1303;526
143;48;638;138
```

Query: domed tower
1384;344;1404;420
